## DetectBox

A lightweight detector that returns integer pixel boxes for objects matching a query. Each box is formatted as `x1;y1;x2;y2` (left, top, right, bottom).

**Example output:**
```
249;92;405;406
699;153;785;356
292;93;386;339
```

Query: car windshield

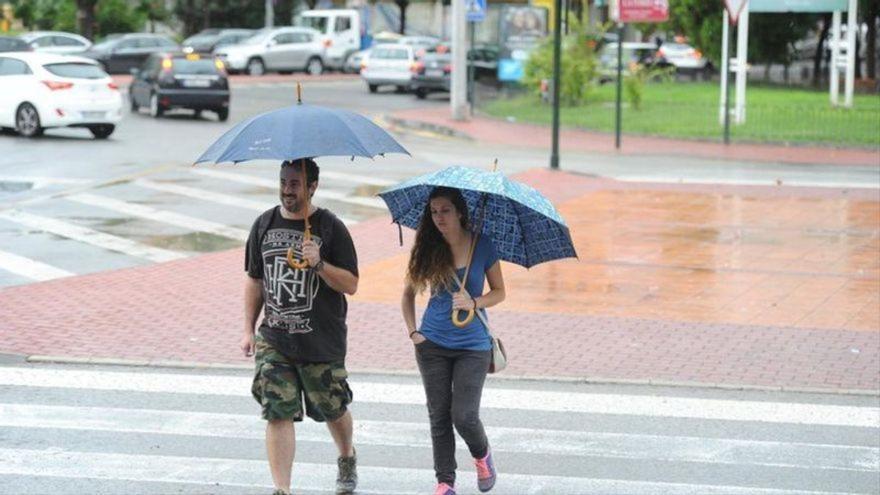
90;38;118;50
171;58;219;75
295;16;328;33
43;62;106;79
371;47;409;60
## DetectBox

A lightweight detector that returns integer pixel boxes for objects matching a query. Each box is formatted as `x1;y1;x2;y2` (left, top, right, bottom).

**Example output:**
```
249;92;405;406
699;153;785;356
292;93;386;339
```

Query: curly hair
406;187;470;294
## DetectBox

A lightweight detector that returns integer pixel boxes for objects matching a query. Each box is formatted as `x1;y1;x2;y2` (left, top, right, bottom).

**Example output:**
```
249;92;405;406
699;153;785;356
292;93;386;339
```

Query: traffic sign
724;0;748;25
466;0;486;22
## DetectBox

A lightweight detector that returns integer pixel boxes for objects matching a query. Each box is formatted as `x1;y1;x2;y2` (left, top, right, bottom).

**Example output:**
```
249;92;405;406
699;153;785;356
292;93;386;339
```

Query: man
241;158;359;495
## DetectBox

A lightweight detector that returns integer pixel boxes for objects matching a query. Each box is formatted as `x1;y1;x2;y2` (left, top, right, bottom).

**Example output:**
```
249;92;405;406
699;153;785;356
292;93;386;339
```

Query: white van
295;9;362;71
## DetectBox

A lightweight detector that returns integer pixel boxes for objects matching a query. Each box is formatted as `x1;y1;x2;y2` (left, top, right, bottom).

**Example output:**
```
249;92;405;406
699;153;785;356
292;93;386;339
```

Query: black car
182;29;255;55
0;36;32;52
129;52;230;121
411;45;498;99
80;33;179;74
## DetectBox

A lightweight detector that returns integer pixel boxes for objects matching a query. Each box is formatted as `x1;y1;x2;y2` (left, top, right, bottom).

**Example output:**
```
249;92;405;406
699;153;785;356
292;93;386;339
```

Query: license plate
82;111;105;119
426;70;444;78
182;79;211;88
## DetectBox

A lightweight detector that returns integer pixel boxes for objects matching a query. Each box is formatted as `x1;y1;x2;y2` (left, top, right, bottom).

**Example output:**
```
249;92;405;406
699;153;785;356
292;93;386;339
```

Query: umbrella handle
286;230;311;269
451;307;475;328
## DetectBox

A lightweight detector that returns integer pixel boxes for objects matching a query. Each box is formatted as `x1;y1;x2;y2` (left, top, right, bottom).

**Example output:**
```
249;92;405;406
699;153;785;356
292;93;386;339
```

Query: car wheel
395;85;407;93
415;87;427;99
247;58;265;76
89;124;115;139
368;84;378;93
306;57;324;76
194;109;202;119
149;93;164;118
15;103;43;138
216;108;229;122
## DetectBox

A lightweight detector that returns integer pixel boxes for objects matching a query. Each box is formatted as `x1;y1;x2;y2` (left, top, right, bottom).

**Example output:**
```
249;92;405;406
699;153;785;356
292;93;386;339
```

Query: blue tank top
419;236;500;351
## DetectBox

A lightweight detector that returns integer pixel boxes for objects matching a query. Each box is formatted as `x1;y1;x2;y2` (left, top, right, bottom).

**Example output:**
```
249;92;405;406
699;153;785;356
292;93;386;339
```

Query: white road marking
132;179;358;225
0;367;876;428
0;250;73;281
0;210;184;263
0;176;91;188
0;448;861;495
67;193;250;242
191;168;386;208
2;403;875;472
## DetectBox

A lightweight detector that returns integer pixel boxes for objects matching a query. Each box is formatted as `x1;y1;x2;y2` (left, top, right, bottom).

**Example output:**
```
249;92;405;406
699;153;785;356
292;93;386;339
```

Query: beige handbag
452;272;507;374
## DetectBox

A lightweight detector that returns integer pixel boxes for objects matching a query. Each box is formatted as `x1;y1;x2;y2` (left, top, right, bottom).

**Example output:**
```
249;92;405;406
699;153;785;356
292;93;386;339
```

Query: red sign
724;0;748;25
611;0;669;23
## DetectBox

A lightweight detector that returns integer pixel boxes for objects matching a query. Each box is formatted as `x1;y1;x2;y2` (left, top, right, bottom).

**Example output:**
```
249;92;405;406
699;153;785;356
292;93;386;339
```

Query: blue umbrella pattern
379;165;577;326
195;84;410;268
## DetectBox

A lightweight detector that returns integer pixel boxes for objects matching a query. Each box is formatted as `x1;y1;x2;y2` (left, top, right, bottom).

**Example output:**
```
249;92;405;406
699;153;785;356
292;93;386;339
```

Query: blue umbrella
194;102;409;164
378;165;578;269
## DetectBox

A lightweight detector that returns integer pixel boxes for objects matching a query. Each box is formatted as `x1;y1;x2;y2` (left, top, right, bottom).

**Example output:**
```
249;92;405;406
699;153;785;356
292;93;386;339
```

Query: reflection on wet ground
355;187;880;332
141;232;241;253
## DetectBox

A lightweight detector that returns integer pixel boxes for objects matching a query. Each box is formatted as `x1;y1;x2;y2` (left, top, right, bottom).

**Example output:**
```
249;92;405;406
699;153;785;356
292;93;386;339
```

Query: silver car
18;31;92;55
214;27;326;76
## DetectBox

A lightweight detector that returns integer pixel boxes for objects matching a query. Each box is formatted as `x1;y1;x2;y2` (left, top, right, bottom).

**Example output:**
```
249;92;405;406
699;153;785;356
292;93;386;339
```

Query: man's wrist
313;259;325;273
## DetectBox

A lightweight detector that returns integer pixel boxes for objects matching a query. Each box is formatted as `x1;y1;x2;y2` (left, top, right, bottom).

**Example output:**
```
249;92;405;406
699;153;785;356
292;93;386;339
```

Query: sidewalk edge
26;355;880;397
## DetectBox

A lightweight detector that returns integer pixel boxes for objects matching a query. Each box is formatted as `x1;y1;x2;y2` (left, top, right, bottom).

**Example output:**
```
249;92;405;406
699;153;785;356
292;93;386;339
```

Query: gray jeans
415;338;492;485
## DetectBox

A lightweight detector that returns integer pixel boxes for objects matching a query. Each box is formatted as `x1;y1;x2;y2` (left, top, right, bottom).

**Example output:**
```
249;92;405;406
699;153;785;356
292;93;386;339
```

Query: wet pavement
1;168;877;393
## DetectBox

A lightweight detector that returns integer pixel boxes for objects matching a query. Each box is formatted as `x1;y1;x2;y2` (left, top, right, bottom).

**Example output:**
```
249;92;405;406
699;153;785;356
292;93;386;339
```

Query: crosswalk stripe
0;367;876;428
0;210;184;263
2;403;875;472
0;249;73;281
67;193;250;242
192;168;386;209
0;176;91;188
0;448;859;495
132;179;358;225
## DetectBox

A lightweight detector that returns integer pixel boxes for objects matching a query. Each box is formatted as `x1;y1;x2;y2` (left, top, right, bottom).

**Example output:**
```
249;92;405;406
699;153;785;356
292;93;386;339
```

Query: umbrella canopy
378;166;577;268
194;103;409;164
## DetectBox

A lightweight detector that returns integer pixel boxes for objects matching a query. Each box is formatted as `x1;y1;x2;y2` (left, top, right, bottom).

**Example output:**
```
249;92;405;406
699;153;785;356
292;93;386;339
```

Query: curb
382;115;473;141
26;355;880;397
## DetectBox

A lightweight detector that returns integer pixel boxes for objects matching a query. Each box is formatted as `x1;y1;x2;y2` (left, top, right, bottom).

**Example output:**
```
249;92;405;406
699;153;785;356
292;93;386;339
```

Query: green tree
524;19;602;105
95;0;144;37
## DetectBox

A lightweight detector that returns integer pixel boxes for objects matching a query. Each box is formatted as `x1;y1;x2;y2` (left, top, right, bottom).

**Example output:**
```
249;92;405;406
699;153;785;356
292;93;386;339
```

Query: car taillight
107;82;119;90
443;64;452;73
411;62;424;74
161;58;173;70
692;49;703;59
323;39;332;48
360;62;367;70
214;58;227;74
42;81;73;91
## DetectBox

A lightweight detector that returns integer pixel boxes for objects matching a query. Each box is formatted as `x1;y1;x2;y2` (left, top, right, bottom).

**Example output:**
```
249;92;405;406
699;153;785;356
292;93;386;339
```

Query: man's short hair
281;158;319;185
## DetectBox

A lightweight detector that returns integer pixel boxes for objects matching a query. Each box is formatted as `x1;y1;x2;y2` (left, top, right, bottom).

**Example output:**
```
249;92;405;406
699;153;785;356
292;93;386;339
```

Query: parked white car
295;9;361;71
18;31;92;55
214;27;326;76
657;42;711;77
360;44;416;93
0;52;122;138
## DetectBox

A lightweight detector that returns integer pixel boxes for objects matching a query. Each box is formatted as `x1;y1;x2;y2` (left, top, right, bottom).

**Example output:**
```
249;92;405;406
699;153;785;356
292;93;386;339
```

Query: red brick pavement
1;169;877;393
387;107;880;167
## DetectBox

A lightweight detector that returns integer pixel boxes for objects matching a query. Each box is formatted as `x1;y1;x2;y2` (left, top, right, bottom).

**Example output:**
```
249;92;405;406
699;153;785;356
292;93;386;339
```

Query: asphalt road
0;358;877;495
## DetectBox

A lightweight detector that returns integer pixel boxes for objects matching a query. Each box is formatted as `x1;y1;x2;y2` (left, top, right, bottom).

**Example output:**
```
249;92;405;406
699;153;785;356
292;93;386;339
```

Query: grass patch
484;82;880;148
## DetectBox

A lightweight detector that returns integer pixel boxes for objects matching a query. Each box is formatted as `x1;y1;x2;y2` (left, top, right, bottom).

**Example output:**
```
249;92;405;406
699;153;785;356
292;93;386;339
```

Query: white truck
294;9;363;72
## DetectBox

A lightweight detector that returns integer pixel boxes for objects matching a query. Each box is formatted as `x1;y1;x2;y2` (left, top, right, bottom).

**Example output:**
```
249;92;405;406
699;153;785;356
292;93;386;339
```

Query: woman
401;186;506;495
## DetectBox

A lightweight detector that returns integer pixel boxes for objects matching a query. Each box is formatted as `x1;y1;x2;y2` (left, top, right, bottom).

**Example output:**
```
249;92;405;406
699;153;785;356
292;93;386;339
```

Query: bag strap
450;270;494;338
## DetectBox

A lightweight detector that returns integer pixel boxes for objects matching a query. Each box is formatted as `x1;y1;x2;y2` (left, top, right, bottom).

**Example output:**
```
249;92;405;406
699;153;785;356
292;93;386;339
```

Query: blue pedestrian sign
466;0;486;22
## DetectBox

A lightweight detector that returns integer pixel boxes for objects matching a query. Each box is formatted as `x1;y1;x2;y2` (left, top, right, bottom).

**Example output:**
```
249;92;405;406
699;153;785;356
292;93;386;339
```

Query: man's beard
281;194;302;214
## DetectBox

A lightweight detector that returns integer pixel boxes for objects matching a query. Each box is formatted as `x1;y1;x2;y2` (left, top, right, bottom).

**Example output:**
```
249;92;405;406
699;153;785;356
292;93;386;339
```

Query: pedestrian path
0;364;877;494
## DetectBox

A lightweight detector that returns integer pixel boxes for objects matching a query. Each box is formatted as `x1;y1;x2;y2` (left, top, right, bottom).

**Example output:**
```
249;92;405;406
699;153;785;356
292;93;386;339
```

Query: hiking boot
434;482;456;495
335;449;357;494
474;450;496;492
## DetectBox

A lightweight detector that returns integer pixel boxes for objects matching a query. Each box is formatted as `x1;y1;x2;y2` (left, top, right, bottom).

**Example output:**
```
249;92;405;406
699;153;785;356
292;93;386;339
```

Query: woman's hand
452;291;475;311
410;331;426;345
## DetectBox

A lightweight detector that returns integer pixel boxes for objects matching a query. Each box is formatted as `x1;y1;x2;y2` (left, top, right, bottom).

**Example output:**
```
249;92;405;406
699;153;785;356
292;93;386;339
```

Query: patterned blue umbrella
378;166;577;268
194;101;409;164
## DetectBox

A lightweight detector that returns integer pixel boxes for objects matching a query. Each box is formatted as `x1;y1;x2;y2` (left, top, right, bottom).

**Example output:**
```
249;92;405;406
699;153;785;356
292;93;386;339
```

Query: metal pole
614;23;623;149
564;0;570;35
831;10;841;105
468;22;475;114
724;20;732;145
844;0;858;107
719;9;729;124
550;0;563;169
264;0;273;28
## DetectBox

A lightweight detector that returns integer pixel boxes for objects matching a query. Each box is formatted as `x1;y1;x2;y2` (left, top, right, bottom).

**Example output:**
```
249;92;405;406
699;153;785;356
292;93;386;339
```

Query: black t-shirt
245;206;358;362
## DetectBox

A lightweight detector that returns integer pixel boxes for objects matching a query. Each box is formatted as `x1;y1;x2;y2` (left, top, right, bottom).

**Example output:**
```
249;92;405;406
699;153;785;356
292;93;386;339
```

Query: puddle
142;231;241;252
0;181;33;194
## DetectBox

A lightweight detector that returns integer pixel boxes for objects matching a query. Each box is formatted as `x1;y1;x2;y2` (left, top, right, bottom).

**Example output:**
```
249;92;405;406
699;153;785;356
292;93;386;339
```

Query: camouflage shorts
251;334;353;422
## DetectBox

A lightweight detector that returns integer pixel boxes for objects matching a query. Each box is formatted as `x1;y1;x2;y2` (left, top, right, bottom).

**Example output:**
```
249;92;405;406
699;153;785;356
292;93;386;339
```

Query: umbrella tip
492;158;498;172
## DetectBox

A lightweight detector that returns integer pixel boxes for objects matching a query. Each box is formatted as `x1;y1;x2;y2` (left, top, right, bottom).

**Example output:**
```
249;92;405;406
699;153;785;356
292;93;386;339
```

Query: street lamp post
550;0;563;170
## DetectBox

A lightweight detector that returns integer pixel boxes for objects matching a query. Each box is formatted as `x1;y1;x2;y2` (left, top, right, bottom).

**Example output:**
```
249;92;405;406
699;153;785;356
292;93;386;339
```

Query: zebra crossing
0;364;877;494
0;165;395;287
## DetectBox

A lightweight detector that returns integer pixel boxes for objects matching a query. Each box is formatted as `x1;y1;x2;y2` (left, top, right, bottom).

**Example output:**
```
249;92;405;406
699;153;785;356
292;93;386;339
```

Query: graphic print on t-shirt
262;228;322;334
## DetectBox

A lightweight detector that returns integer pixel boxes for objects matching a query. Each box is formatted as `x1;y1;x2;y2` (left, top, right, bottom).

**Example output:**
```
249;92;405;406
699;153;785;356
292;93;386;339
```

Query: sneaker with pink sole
434;482;456;495
474;450;497;492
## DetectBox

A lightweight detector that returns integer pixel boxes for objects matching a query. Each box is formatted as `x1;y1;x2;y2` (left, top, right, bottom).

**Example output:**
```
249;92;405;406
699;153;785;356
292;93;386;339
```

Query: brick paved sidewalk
386;107;880;167
1;169;877;393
